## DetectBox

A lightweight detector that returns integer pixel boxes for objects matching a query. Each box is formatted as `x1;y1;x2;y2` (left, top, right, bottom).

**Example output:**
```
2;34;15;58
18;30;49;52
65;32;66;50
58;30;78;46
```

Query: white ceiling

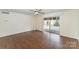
0;9;65;15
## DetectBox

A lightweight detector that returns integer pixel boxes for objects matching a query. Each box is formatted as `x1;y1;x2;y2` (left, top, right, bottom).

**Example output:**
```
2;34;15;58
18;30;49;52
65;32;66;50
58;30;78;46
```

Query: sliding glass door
43;16;60;34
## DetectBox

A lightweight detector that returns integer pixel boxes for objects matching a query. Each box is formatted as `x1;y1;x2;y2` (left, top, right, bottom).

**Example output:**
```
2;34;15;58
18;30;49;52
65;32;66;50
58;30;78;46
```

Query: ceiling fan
29;9;44;15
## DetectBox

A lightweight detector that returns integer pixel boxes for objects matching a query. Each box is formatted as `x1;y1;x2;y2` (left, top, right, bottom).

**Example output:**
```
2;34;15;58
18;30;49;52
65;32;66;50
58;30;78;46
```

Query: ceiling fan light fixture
34;11;39;15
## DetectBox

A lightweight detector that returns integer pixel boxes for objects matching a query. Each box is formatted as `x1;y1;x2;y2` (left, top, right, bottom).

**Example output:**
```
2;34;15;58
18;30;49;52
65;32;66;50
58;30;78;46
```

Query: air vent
1;11;10;14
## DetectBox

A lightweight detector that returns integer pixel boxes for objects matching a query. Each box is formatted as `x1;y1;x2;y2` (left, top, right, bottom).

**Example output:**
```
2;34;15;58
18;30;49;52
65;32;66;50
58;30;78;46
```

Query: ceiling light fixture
29;9;44;15
34;11;39;15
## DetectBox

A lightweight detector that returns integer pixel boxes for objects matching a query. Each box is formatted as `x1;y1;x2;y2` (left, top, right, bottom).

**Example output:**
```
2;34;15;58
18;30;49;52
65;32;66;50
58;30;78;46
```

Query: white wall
34;15;43;31
0;12;34;37
59;10;79;40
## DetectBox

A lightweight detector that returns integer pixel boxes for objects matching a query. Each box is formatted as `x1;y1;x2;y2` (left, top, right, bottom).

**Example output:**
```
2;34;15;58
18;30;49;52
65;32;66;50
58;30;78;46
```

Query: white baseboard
0;30;32;37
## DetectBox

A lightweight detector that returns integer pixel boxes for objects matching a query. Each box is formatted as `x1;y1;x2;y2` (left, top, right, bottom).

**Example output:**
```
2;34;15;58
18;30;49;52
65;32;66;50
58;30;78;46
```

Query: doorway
43;16;62;48
43;16;60;35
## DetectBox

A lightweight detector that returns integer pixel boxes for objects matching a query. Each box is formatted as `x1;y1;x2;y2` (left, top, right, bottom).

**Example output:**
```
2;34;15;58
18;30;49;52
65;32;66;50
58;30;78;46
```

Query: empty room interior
0;9;79;49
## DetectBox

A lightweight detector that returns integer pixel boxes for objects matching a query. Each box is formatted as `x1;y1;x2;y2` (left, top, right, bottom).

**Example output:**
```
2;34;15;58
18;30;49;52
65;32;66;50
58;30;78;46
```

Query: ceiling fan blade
39;12;45;14
26;9;43;15
27;9;35;12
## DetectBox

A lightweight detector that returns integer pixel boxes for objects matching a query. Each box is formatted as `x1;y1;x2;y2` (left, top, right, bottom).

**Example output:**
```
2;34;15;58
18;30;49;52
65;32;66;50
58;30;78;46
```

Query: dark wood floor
61;36;79;49
0;30;78;49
